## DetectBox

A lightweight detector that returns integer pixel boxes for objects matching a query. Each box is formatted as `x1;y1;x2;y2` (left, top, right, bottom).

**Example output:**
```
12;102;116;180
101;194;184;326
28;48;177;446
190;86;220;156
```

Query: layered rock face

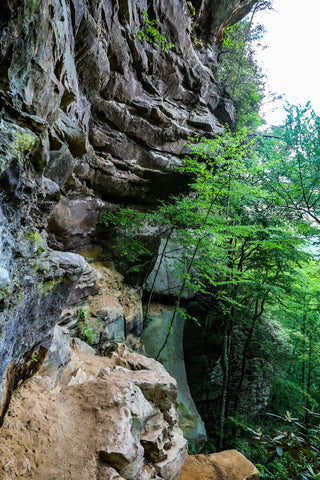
0;0;258;422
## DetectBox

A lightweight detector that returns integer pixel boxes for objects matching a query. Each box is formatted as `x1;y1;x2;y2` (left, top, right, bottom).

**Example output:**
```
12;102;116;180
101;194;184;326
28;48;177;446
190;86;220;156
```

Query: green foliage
267;261;320;414
251;410;320;479
75;308;101;345
137;10;174;53
101;126;309;363
101;99;320;466
258;103;320;226
14;131;36;154
31;352;38;363
187;438;216;455
24;230;46;254
101;209;155;268
217;20;265;129
80;322;97;344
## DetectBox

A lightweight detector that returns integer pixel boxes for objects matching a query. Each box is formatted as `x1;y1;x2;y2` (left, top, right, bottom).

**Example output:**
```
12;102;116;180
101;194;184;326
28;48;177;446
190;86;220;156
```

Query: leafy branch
137;10;174;53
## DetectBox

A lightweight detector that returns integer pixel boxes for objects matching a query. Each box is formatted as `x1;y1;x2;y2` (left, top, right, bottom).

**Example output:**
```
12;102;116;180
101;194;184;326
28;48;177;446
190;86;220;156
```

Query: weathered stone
141;310;207;445
90;294;124;325
48;196;106;250
105;317;125;343
45;144;75;188
0;347;187;479
42;176;61;200
0;250;88;421
140;410;169;462
194;0;258;42
66;264;102;305
97;466;126;480
54;110;88;158
178;450;260;480
155;428;188;480
39;325;71;382
61;261;144;353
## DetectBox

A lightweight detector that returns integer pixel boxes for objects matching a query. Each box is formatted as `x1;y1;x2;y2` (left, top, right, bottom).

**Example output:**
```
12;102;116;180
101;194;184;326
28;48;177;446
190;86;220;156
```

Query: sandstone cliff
0;0;258;424
0;1;262;477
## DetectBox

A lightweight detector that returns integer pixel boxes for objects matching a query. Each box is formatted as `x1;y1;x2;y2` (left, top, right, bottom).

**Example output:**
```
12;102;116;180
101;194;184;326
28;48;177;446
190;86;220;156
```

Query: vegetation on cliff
1;0;319;478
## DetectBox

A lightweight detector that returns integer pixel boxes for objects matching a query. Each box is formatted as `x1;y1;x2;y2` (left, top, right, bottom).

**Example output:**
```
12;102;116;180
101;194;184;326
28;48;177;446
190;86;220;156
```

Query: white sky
254;0;320;126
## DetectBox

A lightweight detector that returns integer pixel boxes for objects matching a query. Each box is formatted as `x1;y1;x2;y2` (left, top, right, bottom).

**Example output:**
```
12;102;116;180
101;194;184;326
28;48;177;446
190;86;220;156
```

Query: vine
137;10;174;53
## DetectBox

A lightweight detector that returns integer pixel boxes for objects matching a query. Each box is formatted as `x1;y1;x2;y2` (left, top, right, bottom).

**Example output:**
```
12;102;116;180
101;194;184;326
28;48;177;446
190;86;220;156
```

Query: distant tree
258;103;320;226
267;261;320;418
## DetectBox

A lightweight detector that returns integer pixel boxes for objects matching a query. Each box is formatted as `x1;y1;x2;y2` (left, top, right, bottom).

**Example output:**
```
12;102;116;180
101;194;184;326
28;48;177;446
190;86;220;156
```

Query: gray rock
48;196;107;250
66;264;101;305
143;238;196;299
40;325;71;382
45;144;75;188
42;177;61;200
54;110;88;158
0;267;10;289
141;310;207;445
106;317;125;344
0;247;88;420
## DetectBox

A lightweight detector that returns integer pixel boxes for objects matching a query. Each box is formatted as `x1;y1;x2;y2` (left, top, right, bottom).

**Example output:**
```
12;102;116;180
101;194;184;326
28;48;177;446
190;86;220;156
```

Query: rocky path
0;346;187;480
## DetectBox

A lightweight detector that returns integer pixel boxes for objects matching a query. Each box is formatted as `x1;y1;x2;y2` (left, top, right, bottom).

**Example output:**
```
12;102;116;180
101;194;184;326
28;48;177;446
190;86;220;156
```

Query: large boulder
179;450;259;480
0;344;187;480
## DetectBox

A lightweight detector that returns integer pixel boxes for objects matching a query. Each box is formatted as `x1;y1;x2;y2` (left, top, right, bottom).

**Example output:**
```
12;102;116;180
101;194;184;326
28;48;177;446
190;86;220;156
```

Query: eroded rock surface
0;345;187;480
179;451;259;480
0;0;259;442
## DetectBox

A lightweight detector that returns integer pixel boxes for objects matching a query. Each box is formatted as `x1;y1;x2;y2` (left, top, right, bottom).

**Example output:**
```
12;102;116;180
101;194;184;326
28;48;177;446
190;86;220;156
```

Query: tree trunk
234;297;267;413
219;315;232;450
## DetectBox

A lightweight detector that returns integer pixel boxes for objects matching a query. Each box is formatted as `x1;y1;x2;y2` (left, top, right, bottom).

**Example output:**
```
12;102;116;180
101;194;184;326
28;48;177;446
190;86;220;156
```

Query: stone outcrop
193;0;258;42
0;0;254;416
0;0;261;471
179;451;259;480
0;341;187;480
59;259;144;351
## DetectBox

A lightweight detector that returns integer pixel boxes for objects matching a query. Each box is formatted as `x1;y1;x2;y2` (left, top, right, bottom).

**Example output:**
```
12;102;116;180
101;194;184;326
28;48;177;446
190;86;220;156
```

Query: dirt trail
0;352;115;480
